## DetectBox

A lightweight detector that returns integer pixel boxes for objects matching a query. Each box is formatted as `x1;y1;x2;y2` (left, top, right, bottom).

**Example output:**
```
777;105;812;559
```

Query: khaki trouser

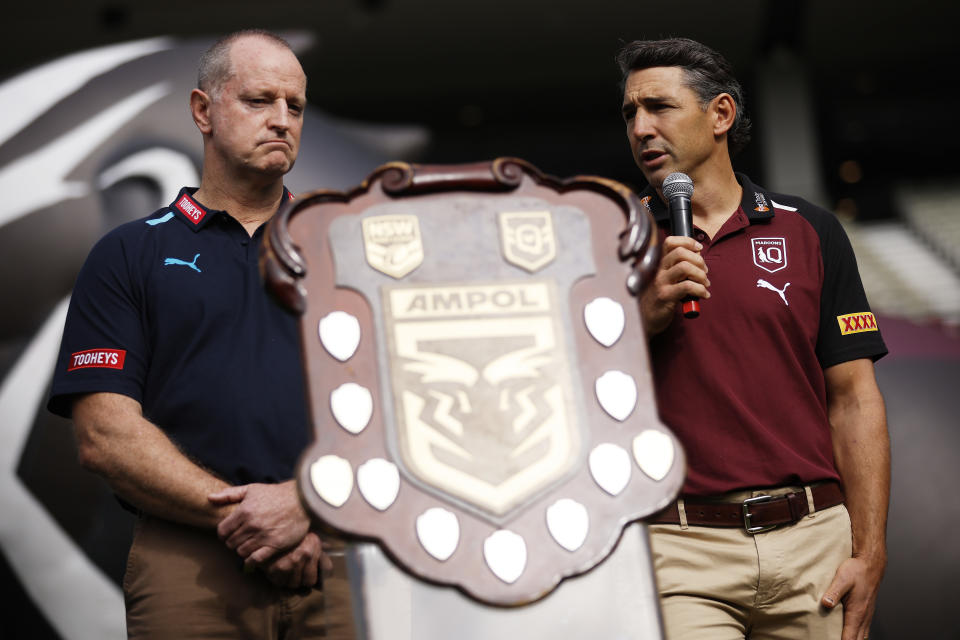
648;491;852;640
123;516;356;639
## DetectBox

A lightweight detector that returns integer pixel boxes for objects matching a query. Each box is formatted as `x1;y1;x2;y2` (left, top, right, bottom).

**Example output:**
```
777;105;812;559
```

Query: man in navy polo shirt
618;38;889;640
49;30;354;638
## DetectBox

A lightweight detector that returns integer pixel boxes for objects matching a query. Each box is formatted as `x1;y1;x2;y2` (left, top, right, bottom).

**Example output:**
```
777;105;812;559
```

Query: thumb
208;485;248;505
821;566;854;609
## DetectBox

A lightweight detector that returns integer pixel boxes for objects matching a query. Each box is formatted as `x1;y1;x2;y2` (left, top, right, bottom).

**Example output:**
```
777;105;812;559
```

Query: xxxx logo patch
837;312;879;335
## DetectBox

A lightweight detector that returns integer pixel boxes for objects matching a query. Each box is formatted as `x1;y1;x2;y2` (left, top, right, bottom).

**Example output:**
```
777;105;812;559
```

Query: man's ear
190;88;213;135
711;93;736;138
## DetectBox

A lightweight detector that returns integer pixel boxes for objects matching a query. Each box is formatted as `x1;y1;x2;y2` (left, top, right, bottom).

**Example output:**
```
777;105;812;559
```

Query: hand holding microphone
662;172;700;319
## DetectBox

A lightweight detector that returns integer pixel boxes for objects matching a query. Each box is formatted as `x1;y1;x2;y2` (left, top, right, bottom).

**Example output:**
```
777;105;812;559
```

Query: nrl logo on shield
752;237;787;273
498;211;557;273
362;214;424;278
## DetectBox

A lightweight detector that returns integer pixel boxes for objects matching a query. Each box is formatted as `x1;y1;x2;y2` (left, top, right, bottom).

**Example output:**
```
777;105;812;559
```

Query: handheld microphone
662;172;700;319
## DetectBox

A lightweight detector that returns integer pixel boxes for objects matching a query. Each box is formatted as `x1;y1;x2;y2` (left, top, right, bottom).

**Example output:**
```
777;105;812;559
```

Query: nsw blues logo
751;237;787;274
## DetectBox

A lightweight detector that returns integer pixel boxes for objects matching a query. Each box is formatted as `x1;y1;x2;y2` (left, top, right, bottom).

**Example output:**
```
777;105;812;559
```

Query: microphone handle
670;194;694;238
669;194;701;319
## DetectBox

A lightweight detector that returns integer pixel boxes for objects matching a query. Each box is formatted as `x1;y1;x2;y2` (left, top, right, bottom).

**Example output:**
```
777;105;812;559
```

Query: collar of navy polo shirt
641;173;777;227
169;186;295;231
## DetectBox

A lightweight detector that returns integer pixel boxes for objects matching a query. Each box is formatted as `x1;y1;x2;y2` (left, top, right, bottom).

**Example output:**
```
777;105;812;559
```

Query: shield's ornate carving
262;158;682;606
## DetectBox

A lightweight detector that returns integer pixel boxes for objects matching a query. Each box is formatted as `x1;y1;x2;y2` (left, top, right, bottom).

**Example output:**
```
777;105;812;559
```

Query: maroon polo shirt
642;174;887;496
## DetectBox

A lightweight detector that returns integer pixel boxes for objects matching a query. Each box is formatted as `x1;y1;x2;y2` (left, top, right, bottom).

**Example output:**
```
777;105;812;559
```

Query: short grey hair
197;29;295;97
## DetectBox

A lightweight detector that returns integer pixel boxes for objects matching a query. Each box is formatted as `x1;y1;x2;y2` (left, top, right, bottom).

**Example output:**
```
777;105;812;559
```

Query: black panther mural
0;35;409;639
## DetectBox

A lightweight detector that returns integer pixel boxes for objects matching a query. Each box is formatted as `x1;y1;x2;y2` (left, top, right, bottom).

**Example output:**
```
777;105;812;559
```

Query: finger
659;248;708;276
236;536;270;559
663;255;709;281
217;513;242;542
840;602;868;640
245;554;262;572
840;616;864;640
248;545;279;567
821;571;854;609
223;522;256;550
668;280;711;301
208;485;248;505
302;557;318;588
263;558;290;586
319;551;334;575
662;235;703;253
286;558;303;589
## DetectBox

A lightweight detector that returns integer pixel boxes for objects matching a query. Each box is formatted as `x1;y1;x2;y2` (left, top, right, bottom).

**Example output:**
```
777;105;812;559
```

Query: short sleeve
47;231;150;417
810;212;888;368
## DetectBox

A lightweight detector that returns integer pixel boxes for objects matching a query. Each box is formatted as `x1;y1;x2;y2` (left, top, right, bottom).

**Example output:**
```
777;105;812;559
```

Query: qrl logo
837;312;879;335
68;349;127;371
499;211;557;273
752;237;787;273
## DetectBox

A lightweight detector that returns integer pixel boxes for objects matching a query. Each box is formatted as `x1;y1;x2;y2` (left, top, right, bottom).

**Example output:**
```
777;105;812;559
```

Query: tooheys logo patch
68;349;126;371
175;194;206;225
837;312;879;335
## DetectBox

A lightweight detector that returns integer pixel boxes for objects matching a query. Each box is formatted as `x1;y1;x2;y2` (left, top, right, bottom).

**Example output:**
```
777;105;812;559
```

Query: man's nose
631;112;655;141
267;102;290;131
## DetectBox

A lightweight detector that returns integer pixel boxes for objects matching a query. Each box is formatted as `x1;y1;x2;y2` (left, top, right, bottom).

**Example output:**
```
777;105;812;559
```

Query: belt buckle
743;494;775;534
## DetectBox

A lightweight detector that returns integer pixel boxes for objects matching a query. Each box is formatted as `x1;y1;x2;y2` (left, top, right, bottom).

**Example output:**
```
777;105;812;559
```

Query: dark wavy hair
616;38;752;155
198;29;296;97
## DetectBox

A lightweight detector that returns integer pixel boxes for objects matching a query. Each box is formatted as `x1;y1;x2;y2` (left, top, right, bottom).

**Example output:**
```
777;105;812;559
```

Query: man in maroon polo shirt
618;38;889;640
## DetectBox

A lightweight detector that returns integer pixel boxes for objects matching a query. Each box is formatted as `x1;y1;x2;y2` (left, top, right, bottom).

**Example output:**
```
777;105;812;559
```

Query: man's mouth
640;149;666;164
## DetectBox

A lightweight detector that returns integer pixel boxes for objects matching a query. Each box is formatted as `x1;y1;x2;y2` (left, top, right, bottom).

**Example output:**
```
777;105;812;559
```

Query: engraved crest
363;214;424;278
385;281;579;517
499;211;557;273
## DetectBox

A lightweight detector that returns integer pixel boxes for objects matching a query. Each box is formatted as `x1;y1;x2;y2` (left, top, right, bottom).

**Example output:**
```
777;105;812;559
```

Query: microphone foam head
662;172;694;199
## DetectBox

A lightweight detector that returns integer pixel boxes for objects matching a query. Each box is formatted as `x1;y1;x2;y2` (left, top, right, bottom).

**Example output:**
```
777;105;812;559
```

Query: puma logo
757;279;790;306
164;253;201;273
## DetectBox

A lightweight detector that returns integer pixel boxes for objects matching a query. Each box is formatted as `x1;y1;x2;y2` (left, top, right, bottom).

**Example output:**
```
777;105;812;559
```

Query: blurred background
1;1;958;638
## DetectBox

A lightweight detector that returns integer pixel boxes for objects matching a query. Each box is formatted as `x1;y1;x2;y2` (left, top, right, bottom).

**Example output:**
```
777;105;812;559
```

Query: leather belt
646;482;844;534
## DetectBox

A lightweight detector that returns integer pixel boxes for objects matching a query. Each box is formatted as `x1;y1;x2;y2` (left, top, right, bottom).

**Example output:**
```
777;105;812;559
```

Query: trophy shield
262;158;682;637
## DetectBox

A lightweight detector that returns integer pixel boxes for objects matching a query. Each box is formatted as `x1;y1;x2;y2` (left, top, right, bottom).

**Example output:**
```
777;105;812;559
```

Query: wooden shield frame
261;157;683;606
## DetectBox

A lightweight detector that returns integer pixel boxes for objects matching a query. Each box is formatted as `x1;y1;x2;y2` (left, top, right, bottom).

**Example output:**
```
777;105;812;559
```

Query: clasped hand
209;480;331;588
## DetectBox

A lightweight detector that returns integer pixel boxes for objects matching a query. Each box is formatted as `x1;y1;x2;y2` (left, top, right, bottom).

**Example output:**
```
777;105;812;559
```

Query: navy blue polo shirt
641;173;887;496
49;188;309;486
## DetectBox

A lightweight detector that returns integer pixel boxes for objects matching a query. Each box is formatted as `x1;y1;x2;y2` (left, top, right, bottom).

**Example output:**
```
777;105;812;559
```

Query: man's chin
643;164;689;188
249;156;296;179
